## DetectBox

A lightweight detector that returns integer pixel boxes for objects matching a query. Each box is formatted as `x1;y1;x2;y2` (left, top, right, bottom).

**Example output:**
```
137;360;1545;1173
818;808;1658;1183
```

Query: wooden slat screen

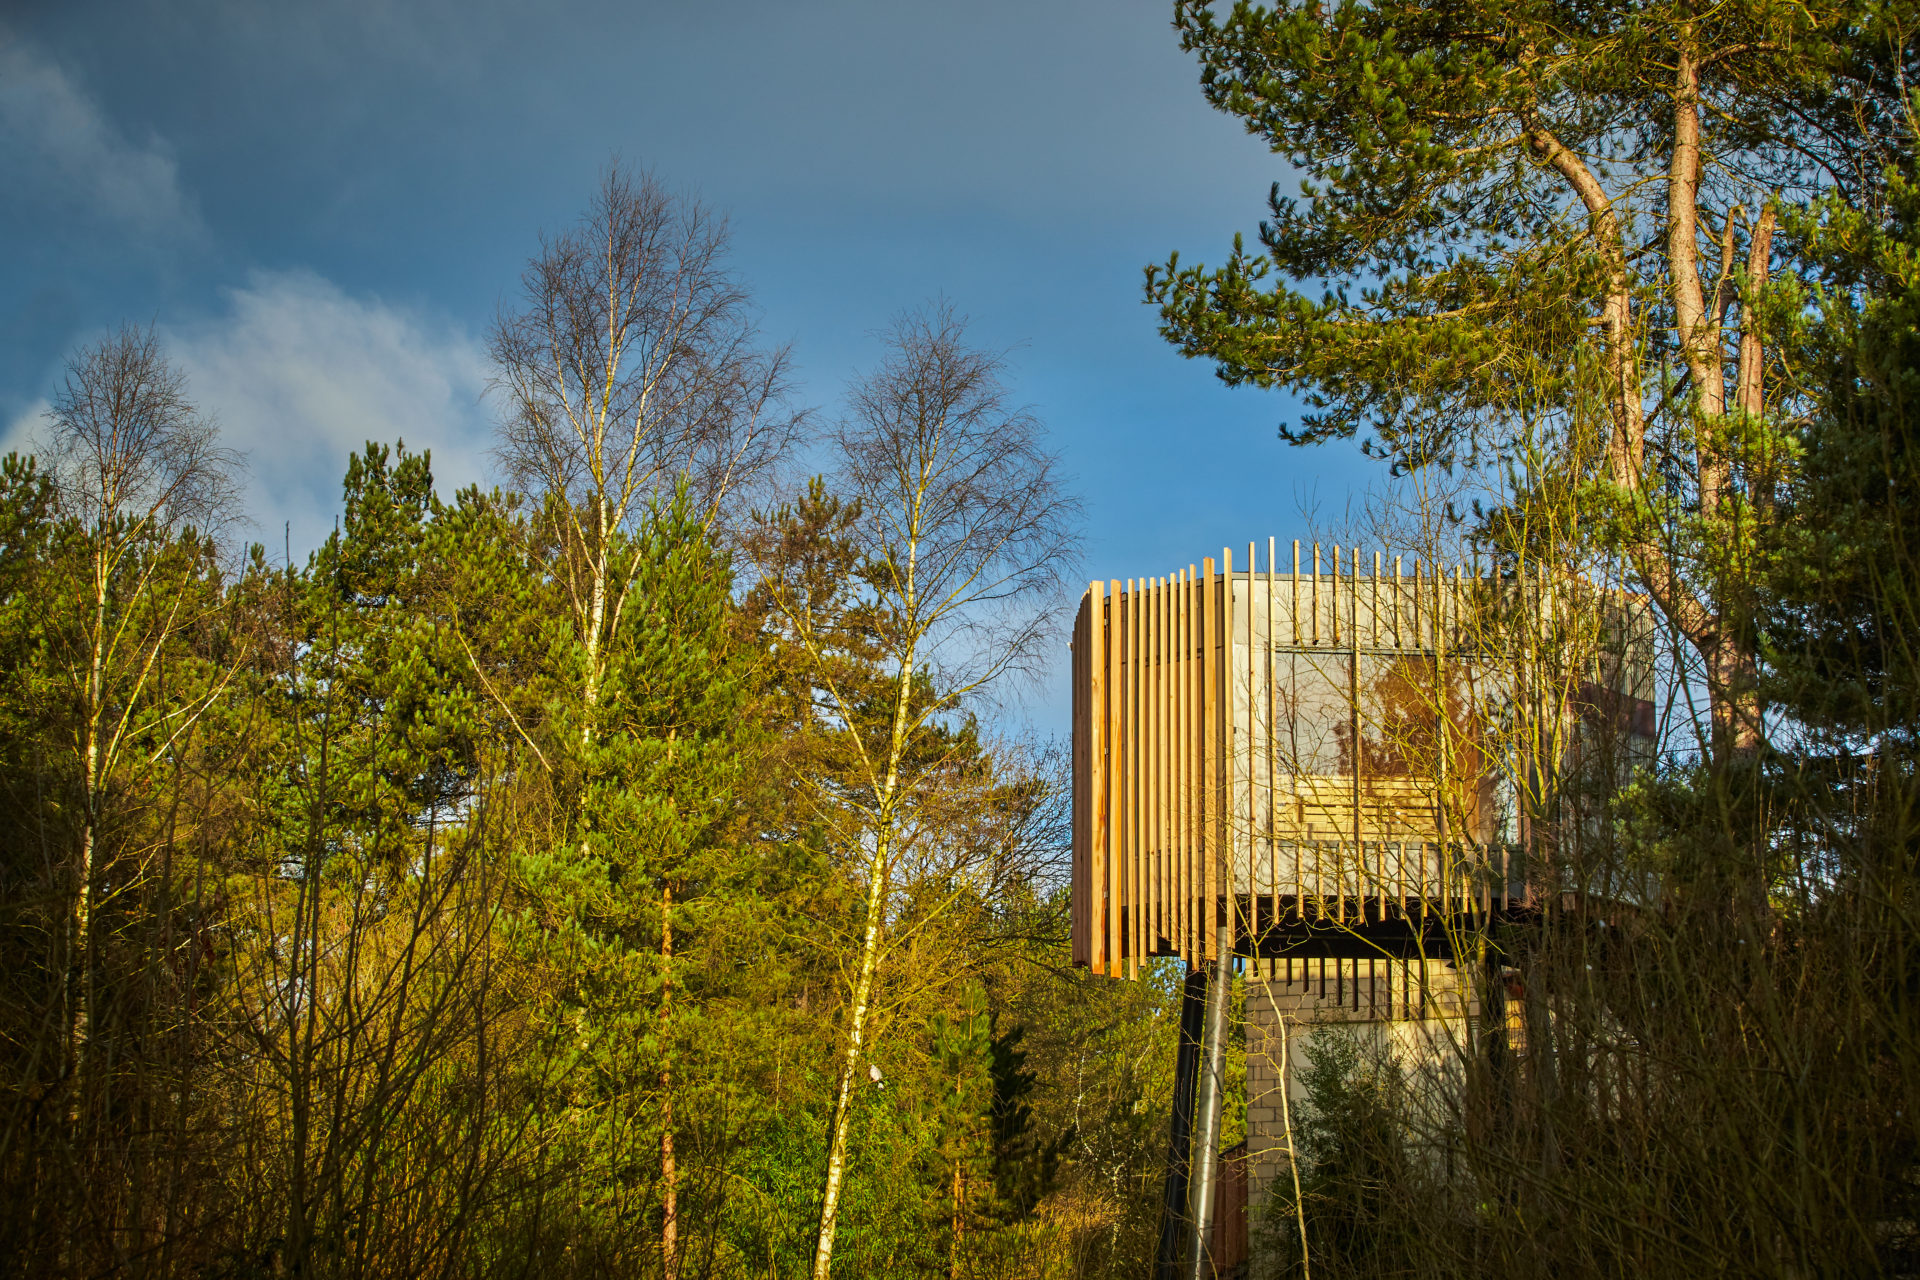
1069;542;1597;976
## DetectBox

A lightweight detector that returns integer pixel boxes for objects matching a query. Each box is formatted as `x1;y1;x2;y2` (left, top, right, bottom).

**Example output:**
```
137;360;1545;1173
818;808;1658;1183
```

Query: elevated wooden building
1070;540;1655;1278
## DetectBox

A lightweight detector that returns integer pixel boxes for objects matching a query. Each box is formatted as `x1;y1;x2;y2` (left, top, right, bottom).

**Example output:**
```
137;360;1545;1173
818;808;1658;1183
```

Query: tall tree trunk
580;497;609;751
812;638;919;1280
949;1159;962;1280
1533;53;1769;760
67;545;110;1115
660;883;678;1280
810;825;891;1280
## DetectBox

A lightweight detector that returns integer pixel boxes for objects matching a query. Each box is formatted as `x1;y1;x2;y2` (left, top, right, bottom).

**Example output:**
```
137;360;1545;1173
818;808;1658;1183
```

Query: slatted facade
1070;541;1650;978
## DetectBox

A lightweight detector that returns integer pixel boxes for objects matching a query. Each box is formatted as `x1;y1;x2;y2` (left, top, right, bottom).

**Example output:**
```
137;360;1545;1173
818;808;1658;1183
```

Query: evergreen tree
1145;0;1915;755
1767;162;1920;743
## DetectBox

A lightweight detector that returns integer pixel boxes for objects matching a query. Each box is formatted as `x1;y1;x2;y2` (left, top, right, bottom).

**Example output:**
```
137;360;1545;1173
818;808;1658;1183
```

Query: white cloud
0;36;203;241
163;270;493;558
0;399;47;462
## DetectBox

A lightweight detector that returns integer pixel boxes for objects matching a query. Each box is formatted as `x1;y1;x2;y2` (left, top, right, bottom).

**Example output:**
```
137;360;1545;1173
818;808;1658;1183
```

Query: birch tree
749;303;1079;1279
40;327;239;1102
489;164;800;751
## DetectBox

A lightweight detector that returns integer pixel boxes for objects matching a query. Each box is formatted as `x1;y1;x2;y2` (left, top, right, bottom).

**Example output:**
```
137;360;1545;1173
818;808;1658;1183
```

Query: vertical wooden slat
1084;595;1094;962
1086;582;1105;972
1186;564;1200;963
1119;580;1132;975
1075;602;1090;971
1166;573;1175;964
1210;550;1226;960
1352;548;1365;921
1414;559;1429;921
1105;587;1121;974
1268;538;1280;925
1131;580;1142;971
1312;542;1322;647
1369;548;1381;914
1146;577;1158;953
1177;567;1191;965
1175;564;1190;967
1160;574;1172;953
1109;583;1121;973
1130;581;1143;976
1245;542;1258;947
1413;552;1428;652
1165;573;1176;953
1331;544;1341;648
1136;580;1148;967
1203;555;1214;960
1141;582;1152;963
1290;539;1301;922
1154;576;1167;951
1373;550;1383;648
1188;564;1202;964
1113;579;1121;971
1131;580;1142;957
1393;554;1403;651
1292;539;1301;646
1120;580;1132;974
1082;596;1094;961
1332;545;1345;924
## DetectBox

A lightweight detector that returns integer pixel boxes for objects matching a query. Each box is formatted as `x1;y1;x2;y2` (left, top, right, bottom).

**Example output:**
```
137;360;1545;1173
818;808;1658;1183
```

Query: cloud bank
163;270;494;558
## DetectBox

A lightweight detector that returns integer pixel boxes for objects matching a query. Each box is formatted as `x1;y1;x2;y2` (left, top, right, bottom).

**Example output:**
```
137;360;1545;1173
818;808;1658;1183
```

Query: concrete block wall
1241;958;1475;1231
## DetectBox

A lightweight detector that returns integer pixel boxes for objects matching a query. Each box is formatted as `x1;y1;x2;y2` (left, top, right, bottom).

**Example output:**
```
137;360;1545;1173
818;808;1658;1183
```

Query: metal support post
1184;924;1233;1280
1155;966;1210;1280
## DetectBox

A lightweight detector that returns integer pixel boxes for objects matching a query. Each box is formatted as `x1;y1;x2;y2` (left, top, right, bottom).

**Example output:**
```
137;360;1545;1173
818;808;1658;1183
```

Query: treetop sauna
1070;538;1657;980
1075;541;1536;982
1073;539;1658;1279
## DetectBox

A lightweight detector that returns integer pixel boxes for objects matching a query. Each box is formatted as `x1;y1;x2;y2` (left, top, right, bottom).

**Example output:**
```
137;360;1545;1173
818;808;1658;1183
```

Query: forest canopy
0;172;1197;1280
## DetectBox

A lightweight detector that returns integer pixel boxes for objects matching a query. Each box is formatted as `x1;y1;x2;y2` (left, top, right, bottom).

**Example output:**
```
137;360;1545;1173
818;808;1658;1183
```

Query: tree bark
580;496;609;751
812;637;919;1280
660;883;678;1280
809;828;890;1280
1530;34;1771;759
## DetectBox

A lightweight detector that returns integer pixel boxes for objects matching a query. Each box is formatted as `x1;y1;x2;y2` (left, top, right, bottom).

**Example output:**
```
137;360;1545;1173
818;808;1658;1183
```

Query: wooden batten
1113;579;1121;971
1199;555;1215;962
1179;567;1193;963
1087;582;1106;974
1070;597;1081;966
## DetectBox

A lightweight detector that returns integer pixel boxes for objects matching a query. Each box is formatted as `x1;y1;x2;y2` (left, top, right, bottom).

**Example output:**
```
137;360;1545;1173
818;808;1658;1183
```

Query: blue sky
1;0;1377;732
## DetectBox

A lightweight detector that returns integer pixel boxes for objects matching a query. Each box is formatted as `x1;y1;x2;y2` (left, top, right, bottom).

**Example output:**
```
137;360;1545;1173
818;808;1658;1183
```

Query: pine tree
1145;0;1914;756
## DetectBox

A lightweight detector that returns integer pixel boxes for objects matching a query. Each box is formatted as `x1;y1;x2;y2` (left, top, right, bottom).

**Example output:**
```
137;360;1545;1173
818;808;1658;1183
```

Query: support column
1185;925;1233;1280
1155;967;1209;1280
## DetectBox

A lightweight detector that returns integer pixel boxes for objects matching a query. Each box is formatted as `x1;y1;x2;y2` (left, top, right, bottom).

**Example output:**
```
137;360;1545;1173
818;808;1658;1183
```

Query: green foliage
1766;165;1920;743
1144;0;1888;461
1257;1029;1418;1280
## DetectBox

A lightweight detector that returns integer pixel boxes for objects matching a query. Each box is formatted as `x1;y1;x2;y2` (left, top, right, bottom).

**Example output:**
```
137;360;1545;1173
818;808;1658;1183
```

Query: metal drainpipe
1184;923;1233;1280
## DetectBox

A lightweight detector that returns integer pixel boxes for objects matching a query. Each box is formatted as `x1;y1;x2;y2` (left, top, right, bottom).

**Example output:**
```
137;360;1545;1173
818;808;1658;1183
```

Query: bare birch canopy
1070;542;1657;980
833;302;1082;700
45;325;241;537
488;165;801;536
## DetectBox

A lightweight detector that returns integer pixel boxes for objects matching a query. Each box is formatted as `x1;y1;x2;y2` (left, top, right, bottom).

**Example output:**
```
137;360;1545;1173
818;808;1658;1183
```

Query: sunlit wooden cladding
1070;541;1536;979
